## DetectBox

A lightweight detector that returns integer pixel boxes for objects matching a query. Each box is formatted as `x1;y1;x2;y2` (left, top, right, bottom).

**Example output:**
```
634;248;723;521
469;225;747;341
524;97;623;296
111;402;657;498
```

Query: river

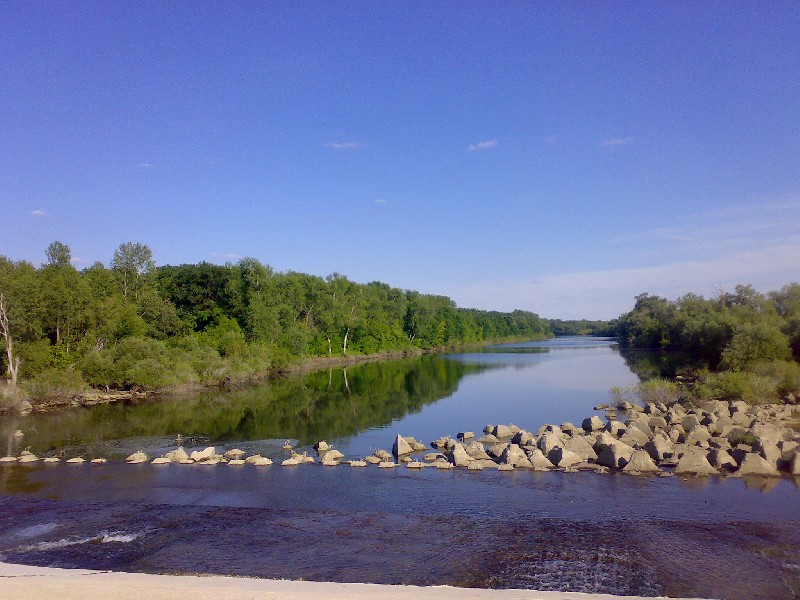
0;337;798;599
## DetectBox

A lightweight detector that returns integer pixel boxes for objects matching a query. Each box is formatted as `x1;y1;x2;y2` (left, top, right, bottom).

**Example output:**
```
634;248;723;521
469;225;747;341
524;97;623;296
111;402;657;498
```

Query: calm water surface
1;337;798;599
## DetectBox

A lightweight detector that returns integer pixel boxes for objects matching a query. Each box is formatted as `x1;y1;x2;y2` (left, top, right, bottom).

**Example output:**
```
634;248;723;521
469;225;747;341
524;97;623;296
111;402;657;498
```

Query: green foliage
610;378;680;407
694;371;778;405
24;367;87;401
720;322;791;371
1;243;552;392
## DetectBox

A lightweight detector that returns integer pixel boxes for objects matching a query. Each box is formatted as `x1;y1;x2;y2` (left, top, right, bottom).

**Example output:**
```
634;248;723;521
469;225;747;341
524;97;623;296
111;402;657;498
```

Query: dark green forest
0;241;550;398
612;284;800;404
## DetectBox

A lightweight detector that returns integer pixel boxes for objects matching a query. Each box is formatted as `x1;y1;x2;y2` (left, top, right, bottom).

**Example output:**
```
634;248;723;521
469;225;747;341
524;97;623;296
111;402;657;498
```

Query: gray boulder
582;415;605;432
393;434;414;456
619;427;650;447
165;447;189;462
707;448;738;471
449;444;473;467
500;444;528;466
596;442;634;469
563;436;597;461
189;447;215;462
493;425;514;438
538;432;563;456
674;446;718;475
604;420;627;437
525;448;554;470
736;453;781;477
547;446;584;468
622;449;660;473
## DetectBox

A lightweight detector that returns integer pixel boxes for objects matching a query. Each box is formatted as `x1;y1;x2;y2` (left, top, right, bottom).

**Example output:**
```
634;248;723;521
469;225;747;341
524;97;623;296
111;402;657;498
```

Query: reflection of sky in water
337;337;639;456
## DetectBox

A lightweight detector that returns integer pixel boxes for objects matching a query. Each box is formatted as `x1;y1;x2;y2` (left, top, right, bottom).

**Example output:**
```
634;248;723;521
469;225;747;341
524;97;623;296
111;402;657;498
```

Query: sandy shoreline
0;562;703;600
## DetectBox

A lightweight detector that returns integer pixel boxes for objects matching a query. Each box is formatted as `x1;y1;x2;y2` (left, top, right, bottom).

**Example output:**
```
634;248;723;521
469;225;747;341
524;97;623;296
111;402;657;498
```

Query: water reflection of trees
10;356;491;452
618;348;697;380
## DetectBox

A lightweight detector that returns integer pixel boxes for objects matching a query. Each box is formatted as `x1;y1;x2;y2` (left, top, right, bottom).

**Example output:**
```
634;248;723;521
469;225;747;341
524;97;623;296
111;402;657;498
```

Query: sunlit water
1;337;798;598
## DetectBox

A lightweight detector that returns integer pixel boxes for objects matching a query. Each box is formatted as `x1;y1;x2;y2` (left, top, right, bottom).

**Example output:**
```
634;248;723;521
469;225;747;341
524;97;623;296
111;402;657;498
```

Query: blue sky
2;2;798;319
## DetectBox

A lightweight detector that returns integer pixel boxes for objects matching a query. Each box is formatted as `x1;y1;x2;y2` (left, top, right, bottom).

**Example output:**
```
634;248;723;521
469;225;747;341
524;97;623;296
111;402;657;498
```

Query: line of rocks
2;398;797;477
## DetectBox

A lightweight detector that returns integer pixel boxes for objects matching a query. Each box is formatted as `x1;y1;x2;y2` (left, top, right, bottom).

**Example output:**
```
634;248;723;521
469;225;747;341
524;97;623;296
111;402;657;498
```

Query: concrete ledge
0;562;705;600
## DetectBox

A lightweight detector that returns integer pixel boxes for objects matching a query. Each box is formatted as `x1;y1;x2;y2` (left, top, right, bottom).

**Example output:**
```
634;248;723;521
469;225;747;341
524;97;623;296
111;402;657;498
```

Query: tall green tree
112;242;155;299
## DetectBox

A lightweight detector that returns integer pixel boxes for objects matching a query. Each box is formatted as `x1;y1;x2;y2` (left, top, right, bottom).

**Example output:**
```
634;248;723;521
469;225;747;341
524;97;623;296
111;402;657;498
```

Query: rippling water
1;338;799;598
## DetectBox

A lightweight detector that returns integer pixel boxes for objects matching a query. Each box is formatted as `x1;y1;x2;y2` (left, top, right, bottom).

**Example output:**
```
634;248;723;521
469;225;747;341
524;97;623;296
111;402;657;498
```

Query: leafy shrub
24;368;87;401
750;360;800;402
694;371;778;405
610;378;680;407
720;322;791;371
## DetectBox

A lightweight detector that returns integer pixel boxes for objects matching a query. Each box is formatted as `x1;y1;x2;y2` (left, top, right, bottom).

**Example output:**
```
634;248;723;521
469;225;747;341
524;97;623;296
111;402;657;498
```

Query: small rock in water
65;457;85;463
18;454;40;463
90;458;107;464
378;461;397;468
12;429;24;439
43;457;60;463
151;457;171;464
348;460;367;467
0;456;17;463
189;447;216;462
227;459;246;465
126;451;148;463
223;449;246;460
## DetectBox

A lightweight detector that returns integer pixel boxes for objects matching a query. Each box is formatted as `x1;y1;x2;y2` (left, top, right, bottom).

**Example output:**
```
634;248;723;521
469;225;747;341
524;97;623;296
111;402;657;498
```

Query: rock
538;432;564;456
563;436;598;461
465;441;491;460
786;450;800;475
467;462;484;471
151;457;171;464
90;458;107;464
483;424;494;434
126;451;148;463
457;431;475;441
681;415;701;432
423;452;445;462
165;447;189;462
619;428;650;447
525;448;554;470
189;447;215;462
321;453;340;466
736;453;781;477
179;459;194;464
492;425;513;439
223;449;246;460
707;448;738;471
14;400;33;416
436;461;454;469
511;430;534;446
411;442;428;452
560;422;579;436
314;441;330;453
65;457;84;463
250;457;273;466
596;443;634;469
227;459;246;465
0;456;17;462
406;461;424;469
592;432;619;452
281;456;301;466
622;450;660;474
393;434;414;456
674;446;719;476
364;456;381;464
475;434;500;444
582;416;605;432
604;420;627;437
684;426;712;446
11;429;24;438
44;457;61;463
547;446;584;468
755;440;782;469
378;461;397;468
449;444;473;467
500;444;528;466
486;443;509;459
348;460;367;467
374;449;393;461
752;423;784;445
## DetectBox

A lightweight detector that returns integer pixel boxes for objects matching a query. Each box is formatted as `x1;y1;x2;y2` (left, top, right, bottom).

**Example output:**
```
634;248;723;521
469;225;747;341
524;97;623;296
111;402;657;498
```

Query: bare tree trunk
342;327;350;356
0;293;19;388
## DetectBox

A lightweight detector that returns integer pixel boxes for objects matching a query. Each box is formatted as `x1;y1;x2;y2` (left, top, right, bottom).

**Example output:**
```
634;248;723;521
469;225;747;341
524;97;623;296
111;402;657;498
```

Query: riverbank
0;561;704;600
0;347;435;415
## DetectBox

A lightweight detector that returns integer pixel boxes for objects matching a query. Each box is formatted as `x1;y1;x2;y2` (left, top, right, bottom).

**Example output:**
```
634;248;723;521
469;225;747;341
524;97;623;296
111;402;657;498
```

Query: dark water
1;337;799;598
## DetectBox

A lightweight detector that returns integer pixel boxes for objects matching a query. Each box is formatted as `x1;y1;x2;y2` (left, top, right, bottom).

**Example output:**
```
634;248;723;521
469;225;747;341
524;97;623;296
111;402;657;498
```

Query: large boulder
707;448;738;471
500;444;528;466
189;447;216;462
622;449;660;474
684;426;712;446
393;434;414;456
736;453;781;477
619;427;650;447
582;416;605;432
674;446;718;476
465;441;491;460
126;451;148;463
493;425;514;439
538;432;563;456
525;448;554;470
449;444;473;467
547;446;584;468
563;436;597;461
604;420;627;438
596;442;634;469
165;447;189;462
512;430;535;446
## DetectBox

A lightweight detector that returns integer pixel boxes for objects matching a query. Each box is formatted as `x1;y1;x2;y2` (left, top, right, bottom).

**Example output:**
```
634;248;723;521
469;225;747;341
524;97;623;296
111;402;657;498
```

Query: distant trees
0;242;551;394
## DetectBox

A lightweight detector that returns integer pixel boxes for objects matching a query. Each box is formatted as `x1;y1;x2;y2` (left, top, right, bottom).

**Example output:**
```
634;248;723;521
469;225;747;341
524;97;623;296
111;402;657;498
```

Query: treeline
612;284;800;404
547;319;613;336
0;241;550;396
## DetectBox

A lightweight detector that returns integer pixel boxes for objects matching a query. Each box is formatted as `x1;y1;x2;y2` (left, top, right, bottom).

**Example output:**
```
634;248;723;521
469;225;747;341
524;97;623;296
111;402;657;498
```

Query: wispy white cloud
374;198;390;205
545;135;558;144
137;162;156;169
325;142;361;150
452;197;800;320
467;139;498;151
30;209;47;217
600;137;633;146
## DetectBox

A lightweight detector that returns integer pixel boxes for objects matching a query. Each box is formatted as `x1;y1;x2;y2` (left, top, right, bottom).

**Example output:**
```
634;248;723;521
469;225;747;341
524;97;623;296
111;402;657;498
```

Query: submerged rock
126;452;148;463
